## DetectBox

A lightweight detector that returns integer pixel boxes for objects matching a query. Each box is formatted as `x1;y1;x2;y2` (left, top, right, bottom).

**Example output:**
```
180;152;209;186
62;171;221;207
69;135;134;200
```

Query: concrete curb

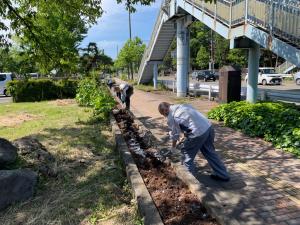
110;116;164;225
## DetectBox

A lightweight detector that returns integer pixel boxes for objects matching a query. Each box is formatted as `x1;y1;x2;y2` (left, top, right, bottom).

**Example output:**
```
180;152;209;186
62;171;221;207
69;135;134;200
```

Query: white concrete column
186;29;190;95
153;63;158;89
247;42;260;103
176;17;189;97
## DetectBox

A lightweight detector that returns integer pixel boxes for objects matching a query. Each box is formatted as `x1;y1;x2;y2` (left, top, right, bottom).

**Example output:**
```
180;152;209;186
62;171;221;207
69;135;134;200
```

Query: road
159;76;300;92
0;96;12;104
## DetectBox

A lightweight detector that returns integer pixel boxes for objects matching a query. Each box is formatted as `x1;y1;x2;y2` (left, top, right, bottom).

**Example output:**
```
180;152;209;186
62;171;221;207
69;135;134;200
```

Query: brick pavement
128;87;300;225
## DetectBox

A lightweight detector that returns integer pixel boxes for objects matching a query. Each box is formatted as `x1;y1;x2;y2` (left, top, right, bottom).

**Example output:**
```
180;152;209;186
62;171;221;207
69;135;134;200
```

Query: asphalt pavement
159;75;300;93
0;96;12;104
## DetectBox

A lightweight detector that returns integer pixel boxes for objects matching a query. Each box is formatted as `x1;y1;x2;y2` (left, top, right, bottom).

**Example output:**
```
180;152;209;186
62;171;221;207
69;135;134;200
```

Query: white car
0;73;14;96
29;73;40;79
245;67;282;85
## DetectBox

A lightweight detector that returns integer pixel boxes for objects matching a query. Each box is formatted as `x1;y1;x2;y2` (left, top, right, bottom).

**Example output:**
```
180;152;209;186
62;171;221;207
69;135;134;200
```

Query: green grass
0;101;88;140
0;100;142;225
134;83;168;92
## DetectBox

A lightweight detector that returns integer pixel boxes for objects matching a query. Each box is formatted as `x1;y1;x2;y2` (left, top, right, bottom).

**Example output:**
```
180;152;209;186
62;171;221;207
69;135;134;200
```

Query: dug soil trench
113;109;217;225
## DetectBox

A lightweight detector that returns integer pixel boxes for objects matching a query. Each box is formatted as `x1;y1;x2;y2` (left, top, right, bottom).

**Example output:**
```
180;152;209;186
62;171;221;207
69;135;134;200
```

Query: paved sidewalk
129;88;300;225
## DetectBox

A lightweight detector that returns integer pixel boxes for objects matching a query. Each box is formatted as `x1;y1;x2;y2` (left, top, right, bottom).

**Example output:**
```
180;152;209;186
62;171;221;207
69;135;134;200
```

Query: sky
80;0;162;60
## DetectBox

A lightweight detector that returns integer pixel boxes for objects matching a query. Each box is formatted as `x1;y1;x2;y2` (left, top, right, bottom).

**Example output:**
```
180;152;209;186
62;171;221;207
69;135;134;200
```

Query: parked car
29;73;40;79
191;70;216;82
294;71;300;85
245;67;282;85
0;73;14;96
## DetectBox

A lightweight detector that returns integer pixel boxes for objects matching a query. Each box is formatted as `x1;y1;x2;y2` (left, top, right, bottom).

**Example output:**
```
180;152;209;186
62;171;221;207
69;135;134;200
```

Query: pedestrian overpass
137;0;300;103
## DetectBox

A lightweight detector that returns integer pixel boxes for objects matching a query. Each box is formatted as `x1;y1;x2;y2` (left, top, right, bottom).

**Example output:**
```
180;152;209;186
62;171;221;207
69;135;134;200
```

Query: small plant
76;78;116;120
208;101;300;157
76;78;99;107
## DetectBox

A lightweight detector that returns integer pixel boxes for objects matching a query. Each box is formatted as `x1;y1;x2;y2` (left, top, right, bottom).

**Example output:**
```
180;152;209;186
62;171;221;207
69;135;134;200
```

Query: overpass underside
138;0;300;103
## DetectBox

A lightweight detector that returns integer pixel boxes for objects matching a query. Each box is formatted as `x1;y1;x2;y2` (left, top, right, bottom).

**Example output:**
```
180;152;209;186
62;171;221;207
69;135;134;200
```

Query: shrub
7;79;78;102
76;78;115;120
56;79;78;99
75;78;98;107
208;101;300;157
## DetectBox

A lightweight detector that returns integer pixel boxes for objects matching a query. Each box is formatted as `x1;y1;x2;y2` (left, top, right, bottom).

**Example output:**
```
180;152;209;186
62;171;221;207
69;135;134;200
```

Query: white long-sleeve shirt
167;104;211;141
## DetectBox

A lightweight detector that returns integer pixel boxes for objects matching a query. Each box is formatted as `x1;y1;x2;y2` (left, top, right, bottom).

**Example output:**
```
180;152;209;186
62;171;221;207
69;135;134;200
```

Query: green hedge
76;78;115;119
7;79;78;102
208;101;300;157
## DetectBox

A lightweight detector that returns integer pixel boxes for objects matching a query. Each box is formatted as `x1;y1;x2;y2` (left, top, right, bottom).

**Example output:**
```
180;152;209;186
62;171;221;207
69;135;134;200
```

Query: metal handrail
276;61;296;74
138;0;170;80
189;0;300;47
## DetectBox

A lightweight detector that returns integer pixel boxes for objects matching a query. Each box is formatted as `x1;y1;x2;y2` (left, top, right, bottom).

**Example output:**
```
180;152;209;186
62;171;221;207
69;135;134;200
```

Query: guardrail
159;80;219;100
189;0;300;48
158;79;300;103
261;90;300;104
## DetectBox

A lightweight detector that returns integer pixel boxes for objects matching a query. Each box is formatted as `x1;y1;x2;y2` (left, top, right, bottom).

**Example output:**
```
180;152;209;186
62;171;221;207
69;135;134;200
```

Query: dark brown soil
113;109;217;225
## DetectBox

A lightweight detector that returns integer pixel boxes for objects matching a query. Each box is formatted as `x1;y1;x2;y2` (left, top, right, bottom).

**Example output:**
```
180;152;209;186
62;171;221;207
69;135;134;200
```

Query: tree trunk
127;65;130;80
130;62;134;80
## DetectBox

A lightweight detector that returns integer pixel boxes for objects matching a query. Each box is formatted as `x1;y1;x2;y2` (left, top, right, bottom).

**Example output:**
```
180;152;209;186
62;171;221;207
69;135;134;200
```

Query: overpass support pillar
176;17;189;97
247;42;260;103
153;63;158;89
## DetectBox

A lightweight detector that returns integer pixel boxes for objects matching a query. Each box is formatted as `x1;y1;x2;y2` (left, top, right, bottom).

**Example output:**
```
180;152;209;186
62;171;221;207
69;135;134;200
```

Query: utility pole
127;0;134;80
129;10;132;40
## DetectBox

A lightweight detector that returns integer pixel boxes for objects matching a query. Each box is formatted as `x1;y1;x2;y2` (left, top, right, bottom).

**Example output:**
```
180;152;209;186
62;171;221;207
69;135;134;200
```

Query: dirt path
127;86;300;225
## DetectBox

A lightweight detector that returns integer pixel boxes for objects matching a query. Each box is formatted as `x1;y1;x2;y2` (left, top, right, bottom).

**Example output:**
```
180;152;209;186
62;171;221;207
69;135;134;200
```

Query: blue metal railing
187;0;300;47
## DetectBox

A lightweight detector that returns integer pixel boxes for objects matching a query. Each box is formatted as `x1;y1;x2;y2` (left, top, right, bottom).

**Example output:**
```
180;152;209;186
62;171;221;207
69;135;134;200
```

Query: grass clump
135;82;168;92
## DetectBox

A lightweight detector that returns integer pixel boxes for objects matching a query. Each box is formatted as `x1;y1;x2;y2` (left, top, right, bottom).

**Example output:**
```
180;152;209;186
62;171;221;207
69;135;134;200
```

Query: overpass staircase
138;0;300;84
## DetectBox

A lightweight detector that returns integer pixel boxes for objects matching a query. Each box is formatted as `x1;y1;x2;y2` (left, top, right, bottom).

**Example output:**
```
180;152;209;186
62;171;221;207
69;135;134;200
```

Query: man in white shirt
158;102;230;181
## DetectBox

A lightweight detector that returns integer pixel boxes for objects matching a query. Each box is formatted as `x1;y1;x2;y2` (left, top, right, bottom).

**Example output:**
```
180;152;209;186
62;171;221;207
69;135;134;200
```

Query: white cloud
97;40;124;51
82;0;161;59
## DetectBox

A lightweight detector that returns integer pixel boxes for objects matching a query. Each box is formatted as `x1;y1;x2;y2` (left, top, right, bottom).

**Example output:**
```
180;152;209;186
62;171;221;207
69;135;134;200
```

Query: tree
196;46;210;69
0;47;37;75
80;42;113;75
189;21;248;69
227;49;247;67
115;37;146;80
189;22;210;69
0;0;103;76
116;0;155;12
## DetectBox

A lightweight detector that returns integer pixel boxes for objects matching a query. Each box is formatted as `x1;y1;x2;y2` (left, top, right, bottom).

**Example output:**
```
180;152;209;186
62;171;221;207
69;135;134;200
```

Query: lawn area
0;100;142;225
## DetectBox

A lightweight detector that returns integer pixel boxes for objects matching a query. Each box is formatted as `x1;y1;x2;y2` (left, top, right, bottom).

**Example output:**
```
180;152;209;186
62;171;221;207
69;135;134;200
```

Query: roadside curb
110;116;164;225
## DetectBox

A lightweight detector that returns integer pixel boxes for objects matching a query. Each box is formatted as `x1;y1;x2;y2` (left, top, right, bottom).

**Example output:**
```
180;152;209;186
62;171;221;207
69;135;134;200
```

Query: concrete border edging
110;116;164;225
